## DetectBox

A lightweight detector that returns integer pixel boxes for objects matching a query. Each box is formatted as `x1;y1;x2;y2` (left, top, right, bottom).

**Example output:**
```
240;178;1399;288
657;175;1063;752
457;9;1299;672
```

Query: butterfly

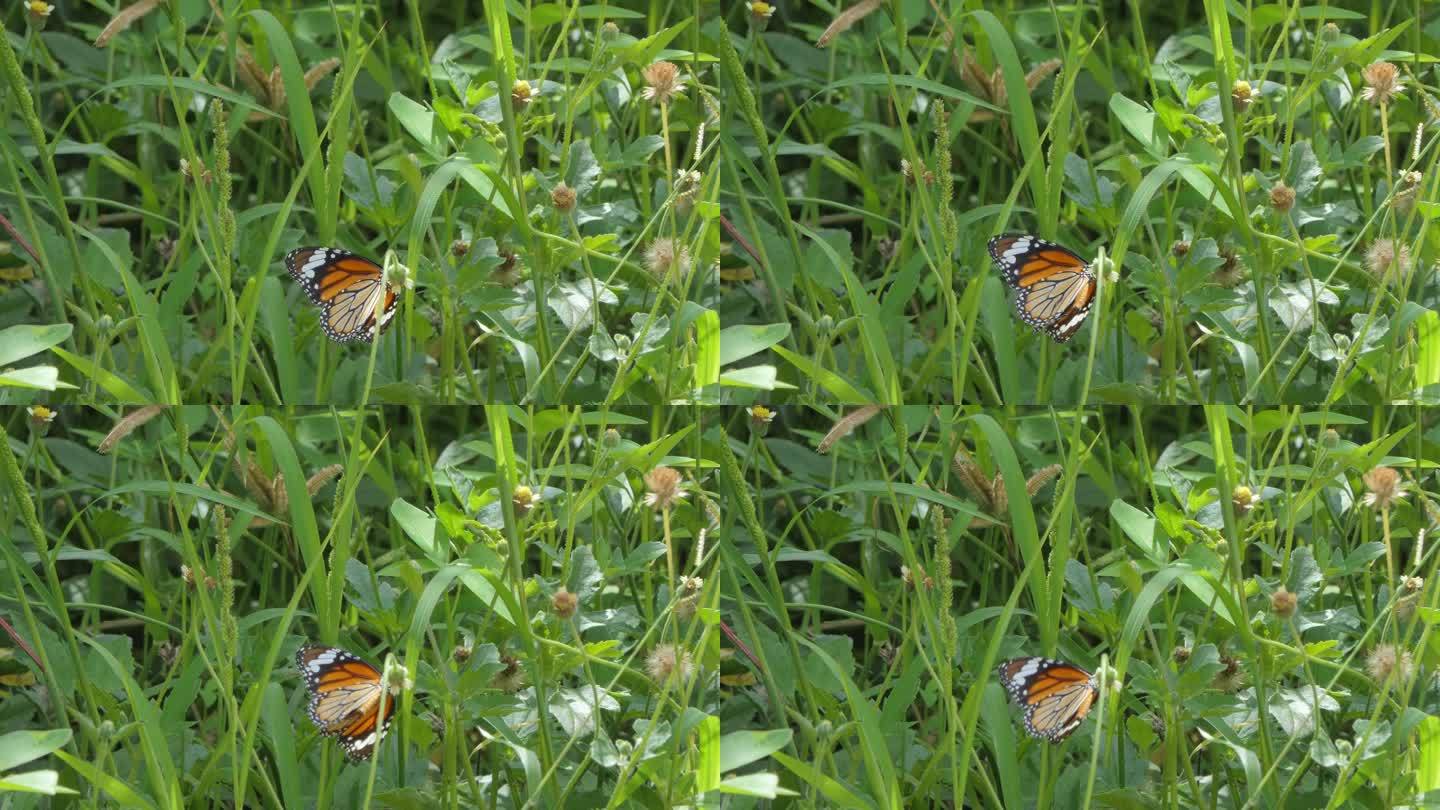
995;656;1098;743
987;234;1096;343
284;247;398;343
296;644;399;760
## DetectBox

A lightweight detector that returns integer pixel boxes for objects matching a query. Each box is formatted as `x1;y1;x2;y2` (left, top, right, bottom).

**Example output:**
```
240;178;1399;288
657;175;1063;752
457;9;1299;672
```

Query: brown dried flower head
1215;247;1244;288
644;238;691;281
492;655;525;692
1270;587;1297;618
1269;181;1295;212
1365;644;1415;683
552;588;578;619
645;644;695;683
1362;466;1404;510
1361;61;1403;105
644;466;685;511
551;182;577;212
1365;239;1411;283
641;61;685;105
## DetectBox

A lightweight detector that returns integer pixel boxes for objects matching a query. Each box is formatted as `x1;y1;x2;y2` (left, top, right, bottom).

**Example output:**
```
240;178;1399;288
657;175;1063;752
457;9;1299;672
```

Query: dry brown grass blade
97;405;166;454
94;0;165;48
816;405;884;454
817;0;884;48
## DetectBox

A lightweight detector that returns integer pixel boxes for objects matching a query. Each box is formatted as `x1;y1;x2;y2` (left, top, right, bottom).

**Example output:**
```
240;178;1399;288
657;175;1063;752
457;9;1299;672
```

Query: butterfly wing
296;644;397;760
995;657;1098;743
284;247;398;343
987;234;1096;343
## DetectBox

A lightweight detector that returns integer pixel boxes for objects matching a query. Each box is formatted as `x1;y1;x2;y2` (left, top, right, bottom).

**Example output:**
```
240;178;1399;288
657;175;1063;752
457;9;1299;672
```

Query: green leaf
694;309;721;389
719;729;793;772
1110;499;1162;563
0;770;77;794
0;324;71;366
0;729;71;772
388;92;444;158
718;323;790;366
391;497;441;564
1109;93;1158;154
0;366;71;390
719;773;796;798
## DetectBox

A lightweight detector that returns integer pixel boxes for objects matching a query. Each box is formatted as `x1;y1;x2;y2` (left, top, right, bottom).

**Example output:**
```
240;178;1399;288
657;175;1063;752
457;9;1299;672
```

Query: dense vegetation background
720;0;1440;403
5;404;1440;808
6;0;1440;808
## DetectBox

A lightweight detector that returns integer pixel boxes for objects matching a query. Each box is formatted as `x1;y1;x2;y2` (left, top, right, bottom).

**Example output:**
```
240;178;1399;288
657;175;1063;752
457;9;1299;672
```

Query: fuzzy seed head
552;588;578;619
1269;181;1295;212
1362;466;1404;510
644;466;685;511
641;61;685;105
644;237;691;281
1365;239;1411;282
1366;644;1415;683
1270;587;1297;618
1361;62;1403;105
645;644;695;684
492;656;525;692
551;182;577;212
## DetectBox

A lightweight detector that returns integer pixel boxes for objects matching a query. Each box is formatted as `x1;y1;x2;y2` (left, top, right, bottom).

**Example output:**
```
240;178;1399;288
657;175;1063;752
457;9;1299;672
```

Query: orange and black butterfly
285;247;398;343
296;644;399;760
987;234;1096;343
995;656;1098;742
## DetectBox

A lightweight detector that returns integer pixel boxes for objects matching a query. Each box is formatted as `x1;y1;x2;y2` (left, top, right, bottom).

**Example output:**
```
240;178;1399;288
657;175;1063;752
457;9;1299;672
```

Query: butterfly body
987;234;1096;343
296;644;398;760
285;247;398;343
995;656;1098;742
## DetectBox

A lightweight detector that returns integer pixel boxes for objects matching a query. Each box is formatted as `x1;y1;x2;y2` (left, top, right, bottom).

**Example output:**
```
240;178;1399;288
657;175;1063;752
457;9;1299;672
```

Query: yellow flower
27;1;54;17
749;1;775;19
747;405;775;425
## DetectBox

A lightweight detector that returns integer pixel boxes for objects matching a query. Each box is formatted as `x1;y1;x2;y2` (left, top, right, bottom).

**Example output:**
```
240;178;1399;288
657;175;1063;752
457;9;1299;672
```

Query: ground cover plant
719;1;1440;404
715;405;1440;808
0;1;785;404
0;404;765;807
8;404;1440;808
